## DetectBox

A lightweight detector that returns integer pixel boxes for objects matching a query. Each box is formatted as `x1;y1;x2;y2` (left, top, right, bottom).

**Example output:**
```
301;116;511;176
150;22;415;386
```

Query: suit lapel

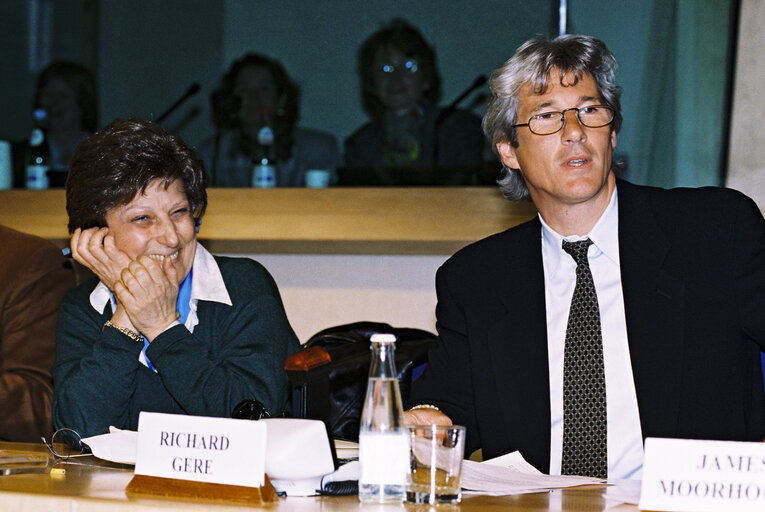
617;181;685;437
485;218;552;472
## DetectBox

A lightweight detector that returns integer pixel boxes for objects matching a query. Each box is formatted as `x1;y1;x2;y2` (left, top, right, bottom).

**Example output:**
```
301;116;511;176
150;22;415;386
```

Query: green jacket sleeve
145;257;299;418
52;280;145;437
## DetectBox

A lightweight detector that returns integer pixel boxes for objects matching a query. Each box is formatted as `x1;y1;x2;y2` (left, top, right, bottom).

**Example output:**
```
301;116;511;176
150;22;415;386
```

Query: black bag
285;321;437;442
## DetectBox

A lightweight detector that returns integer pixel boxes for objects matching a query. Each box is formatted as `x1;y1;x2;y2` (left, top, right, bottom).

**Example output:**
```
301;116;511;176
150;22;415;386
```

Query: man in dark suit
404;34;765;479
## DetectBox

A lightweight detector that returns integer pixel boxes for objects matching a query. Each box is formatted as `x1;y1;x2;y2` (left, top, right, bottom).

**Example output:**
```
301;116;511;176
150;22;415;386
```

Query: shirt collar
89;241;231;314
540;186;620;279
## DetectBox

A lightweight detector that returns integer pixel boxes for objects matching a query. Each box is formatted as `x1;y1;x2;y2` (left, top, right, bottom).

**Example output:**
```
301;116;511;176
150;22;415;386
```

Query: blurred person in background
13;61;98;188
198;53;340;187
344;18;486;184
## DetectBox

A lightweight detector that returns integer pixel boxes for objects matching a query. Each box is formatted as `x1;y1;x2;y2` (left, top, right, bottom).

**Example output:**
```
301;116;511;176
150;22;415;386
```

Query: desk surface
0;443;638;512
0;188;536;254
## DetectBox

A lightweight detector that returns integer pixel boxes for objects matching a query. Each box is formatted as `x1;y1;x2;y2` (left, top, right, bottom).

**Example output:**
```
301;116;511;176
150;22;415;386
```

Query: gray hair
482;34;623;200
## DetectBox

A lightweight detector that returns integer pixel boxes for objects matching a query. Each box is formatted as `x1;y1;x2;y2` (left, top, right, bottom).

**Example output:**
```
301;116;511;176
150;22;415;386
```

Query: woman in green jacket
52;118;299;438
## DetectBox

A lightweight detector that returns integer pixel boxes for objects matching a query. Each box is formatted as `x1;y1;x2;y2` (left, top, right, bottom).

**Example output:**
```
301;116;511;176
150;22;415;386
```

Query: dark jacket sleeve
145;257;300;418
407;262;483;452
52;281;146;436
0;230;74;441
53;257;300;437
731;192;765;349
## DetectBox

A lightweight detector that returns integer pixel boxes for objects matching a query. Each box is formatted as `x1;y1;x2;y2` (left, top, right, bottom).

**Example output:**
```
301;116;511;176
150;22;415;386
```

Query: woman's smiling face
104;178;196;284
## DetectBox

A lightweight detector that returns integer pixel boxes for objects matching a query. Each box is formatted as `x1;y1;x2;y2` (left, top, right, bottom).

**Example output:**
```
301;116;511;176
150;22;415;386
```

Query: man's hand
404;408;453;426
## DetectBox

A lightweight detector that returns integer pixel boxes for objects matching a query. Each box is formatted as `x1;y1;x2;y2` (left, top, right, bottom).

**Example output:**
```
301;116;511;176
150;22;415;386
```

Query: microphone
432;75;488;170
155;83;201;123
435;75;488;127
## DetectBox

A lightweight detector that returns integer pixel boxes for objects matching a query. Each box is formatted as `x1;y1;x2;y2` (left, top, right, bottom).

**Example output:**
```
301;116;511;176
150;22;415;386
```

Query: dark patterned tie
560;238;607;478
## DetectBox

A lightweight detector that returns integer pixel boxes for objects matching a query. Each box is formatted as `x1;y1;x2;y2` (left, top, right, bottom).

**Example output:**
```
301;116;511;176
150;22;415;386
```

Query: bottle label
26;164;49;189
252;164;276;188
359;431;410;485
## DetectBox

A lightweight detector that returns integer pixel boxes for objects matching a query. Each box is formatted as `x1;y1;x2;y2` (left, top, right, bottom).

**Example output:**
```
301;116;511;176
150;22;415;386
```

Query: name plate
134;412;266;488
639;437;765;512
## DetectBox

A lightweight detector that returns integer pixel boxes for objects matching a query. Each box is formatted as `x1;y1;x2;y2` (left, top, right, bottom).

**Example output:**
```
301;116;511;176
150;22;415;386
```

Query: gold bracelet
410;404;441;412
103;320;143;343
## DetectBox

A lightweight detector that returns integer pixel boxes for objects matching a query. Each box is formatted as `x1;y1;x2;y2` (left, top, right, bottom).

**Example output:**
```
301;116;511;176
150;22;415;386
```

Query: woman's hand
71;227;133;290
113;255;180;342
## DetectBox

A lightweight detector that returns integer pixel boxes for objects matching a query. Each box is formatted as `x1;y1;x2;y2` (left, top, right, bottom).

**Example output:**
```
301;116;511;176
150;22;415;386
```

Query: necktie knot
562;238;593;266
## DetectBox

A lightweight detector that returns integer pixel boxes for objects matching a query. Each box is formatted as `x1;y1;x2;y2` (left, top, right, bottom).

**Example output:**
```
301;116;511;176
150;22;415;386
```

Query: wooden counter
0;442;637;511
0;188;536;254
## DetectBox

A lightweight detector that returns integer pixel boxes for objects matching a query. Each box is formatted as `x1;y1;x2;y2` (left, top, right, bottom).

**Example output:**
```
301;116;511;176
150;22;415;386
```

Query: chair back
284;321;437;442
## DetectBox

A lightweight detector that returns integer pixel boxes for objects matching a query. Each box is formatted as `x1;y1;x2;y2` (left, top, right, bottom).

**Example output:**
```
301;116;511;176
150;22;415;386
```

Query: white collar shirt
540;187;644;479
89;241;232;337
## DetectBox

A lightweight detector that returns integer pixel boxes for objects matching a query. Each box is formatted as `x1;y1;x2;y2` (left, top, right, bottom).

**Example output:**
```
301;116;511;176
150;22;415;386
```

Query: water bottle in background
0;140;12;190
26;108;49;189
251;108;278;187
358;333;409;503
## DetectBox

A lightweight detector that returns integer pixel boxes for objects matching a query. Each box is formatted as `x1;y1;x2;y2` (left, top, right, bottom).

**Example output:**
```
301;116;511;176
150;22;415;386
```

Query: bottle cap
370;333;396;343
33;108;47;122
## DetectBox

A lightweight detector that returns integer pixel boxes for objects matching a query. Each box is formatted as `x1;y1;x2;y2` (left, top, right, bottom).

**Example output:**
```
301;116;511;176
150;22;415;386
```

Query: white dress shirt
540;188;644;479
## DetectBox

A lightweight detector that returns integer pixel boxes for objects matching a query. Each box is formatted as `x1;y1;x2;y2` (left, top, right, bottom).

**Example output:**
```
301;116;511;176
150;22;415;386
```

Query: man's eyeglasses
374;58;419;75
512;105;615;135
41;428;91;459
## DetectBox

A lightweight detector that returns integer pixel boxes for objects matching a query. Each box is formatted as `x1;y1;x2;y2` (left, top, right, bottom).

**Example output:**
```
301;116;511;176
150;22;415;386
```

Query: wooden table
0;442;639;511
0;188;537;254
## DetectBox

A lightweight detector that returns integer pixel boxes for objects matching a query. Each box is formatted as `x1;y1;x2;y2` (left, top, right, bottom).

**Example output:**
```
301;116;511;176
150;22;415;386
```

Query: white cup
0;141;11;190
304;169;331;188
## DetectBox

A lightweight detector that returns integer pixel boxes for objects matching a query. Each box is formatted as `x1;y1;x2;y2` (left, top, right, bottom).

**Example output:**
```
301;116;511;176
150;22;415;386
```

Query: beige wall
230;254;447;343
727;0;765;212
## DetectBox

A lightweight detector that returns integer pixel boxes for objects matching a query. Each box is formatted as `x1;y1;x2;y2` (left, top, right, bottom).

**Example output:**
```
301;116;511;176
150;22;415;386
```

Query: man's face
496;70;617;213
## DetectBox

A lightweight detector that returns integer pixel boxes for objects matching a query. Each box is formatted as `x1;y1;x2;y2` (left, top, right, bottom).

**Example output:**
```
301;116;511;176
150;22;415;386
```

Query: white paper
604;478;642;506
460;451;604;495
82;426;138;465
334;439;359;460
481;450;544;474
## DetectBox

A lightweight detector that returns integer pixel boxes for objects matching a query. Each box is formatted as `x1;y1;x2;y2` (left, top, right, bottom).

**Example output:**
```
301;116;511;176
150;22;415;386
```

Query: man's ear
496;140;520;170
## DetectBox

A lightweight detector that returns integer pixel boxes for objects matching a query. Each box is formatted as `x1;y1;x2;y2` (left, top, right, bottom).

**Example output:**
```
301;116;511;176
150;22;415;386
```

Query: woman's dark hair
66;118;208;233
357;18;442;118
210;52;300;131
34;61;98;133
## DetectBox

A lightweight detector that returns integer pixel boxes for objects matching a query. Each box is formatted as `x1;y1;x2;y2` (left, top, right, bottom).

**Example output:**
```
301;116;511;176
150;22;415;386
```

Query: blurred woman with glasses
52;118;299;437
344;18;486;183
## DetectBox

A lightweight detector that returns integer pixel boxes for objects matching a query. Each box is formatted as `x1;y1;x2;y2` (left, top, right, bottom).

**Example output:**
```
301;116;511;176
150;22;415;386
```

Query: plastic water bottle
26;108;49;189
251;109;277;187
358;333;409;503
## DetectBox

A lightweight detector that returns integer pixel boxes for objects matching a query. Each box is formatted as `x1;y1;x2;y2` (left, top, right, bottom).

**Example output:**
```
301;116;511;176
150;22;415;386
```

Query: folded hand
113;255;179;341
